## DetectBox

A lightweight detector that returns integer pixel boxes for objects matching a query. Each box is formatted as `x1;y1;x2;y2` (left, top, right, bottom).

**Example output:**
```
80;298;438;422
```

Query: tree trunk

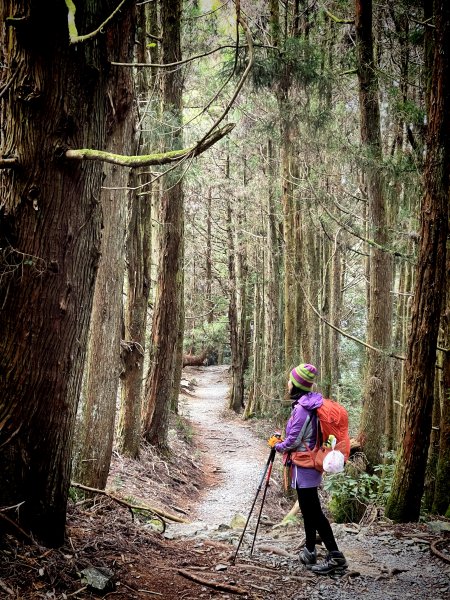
244;279;263;418
423;367;441;510
321;235;332;397
0;0;133;546
432;245;450;514
227;199;240;411
117;185;152;458
281;107;297;367
142;0;184;452
117;0;156;459
263;138;281;407
386;0;450;521
330;234;342;392
72;6;136;490
206;187;214;324
182;348;209;367
355;0;393;467
227;195;248;412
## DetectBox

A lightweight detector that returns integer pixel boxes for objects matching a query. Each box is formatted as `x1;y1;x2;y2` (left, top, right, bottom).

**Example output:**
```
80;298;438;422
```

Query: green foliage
393;98;425;128
250;38;324;90
323;452;396;523
184;318;229;355
68;486;84;503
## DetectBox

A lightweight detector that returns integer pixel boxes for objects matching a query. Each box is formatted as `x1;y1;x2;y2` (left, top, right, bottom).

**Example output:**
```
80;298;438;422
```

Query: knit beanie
290;363;318;391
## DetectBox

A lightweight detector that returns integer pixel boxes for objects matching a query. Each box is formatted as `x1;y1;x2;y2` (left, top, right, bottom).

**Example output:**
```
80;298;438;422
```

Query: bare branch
112;45;245;69
196;1;254;147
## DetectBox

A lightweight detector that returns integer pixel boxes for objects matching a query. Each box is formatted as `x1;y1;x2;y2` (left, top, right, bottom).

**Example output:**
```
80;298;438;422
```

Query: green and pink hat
290;363;318;391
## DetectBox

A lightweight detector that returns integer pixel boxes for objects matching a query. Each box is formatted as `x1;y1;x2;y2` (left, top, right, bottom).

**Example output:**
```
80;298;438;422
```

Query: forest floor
1;365;450;600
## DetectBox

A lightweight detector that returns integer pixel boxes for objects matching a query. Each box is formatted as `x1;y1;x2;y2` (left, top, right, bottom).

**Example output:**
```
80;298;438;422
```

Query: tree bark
142;0;184;452
386;0;450;521
330;234;342;392
321;236;332;397
227;192;248;412
263;138;281;407
355;0;393;467
72;4;136;490
73;6;136;484
0;0;131;546
117;1;157;458
432;242;450;514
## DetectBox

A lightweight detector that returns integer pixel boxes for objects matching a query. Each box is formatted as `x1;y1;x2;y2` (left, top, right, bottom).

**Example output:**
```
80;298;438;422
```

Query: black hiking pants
296;486;338;553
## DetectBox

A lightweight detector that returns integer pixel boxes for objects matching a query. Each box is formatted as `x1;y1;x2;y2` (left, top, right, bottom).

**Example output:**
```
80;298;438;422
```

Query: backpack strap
297;410;317;452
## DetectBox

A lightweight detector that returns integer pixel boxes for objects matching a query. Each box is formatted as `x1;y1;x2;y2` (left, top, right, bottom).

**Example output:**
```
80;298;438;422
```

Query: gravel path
172;365;270;534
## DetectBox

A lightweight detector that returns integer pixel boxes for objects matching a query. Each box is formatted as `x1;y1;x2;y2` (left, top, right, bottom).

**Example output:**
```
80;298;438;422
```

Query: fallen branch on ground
70;482;189;524
178;569;247;595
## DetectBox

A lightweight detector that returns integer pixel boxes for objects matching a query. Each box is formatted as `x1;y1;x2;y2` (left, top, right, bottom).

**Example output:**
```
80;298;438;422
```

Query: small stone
426;521;450;534
80;567;115;593
229;513;246;529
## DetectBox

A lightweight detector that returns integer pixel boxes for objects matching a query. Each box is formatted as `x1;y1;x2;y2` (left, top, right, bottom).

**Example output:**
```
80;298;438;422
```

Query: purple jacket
275;392;324;489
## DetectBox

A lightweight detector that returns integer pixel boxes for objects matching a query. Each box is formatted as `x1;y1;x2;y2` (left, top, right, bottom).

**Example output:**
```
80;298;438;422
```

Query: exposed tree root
430;538;450;564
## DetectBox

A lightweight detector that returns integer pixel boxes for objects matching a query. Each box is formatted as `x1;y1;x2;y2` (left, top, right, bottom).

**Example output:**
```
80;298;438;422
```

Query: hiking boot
310;551;348;575
299;546;317;568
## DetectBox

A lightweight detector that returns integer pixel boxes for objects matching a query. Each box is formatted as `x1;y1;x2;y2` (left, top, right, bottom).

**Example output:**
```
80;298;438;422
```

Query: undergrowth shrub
323;451;396;523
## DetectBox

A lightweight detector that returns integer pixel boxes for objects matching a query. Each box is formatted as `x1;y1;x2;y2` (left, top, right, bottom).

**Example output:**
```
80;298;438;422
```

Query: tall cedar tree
117;0;157;458
72;39;135;489
142;0;184;451
0;1;134;546
386;0;450;522
355;0;393;467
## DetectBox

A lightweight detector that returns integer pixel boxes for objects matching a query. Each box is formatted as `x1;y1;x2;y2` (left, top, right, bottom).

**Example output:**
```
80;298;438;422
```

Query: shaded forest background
0;0;449;548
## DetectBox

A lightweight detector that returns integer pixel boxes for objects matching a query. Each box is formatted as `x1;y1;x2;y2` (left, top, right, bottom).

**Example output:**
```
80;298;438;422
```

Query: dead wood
70;482;189;524
233;563;280;573
182;348;209;367
178;569;248;595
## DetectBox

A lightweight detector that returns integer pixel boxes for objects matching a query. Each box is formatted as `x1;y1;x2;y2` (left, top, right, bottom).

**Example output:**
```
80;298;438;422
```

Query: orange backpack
290;398;351;473
313;398;351;471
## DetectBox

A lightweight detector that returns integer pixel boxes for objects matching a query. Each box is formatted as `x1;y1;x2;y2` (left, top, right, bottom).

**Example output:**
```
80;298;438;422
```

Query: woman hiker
267;363;348;575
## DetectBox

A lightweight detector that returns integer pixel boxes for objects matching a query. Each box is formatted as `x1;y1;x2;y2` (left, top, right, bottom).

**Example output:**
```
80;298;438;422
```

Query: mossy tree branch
322;6;355;24
65;0;128;45
65;123;235;167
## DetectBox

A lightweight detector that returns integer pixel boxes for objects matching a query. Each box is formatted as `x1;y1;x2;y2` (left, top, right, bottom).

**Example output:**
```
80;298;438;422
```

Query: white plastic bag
322;438;345;474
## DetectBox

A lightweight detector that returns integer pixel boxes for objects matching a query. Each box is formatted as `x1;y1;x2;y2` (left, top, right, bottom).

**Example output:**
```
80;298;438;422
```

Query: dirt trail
171;365;274;535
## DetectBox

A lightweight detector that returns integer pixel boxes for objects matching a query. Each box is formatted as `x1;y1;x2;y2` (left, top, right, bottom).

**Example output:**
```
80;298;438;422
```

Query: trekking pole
250;447;276;556
230;437;279;565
